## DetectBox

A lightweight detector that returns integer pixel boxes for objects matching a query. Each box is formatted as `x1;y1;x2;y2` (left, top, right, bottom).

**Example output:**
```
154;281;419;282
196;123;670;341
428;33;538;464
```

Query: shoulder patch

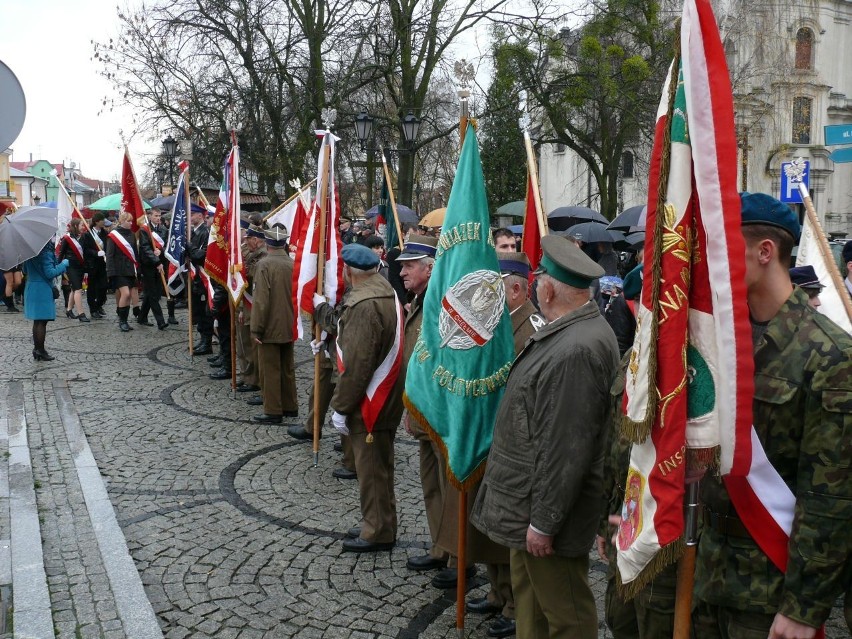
529;313;547;331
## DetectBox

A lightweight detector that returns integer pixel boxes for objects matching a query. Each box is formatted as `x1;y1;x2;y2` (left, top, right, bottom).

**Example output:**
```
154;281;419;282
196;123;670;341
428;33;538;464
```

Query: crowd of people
2;191;851;639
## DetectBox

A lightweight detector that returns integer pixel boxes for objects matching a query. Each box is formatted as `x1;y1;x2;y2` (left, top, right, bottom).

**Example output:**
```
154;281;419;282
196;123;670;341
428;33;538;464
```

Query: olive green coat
250;251;294;343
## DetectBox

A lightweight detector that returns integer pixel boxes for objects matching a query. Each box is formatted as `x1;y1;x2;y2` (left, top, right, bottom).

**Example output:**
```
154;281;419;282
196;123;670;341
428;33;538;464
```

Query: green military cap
397;234;439;261
246;224;265;239
534;234;604;288
498;252;531;278
264;225;289;247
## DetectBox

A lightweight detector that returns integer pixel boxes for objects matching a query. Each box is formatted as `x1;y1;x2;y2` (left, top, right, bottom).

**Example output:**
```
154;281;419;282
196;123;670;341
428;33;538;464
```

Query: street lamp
161;134;178;191
154;167;166;194
352;110;421;209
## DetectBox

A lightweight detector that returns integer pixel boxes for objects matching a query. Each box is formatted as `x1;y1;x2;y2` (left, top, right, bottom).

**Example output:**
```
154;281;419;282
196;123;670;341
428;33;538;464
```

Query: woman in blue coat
22;241;69;361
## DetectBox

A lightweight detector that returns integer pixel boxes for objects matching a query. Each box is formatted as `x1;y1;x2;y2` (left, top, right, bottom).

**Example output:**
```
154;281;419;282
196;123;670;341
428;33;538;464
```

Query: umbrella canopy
614;231;645;251
508;224;523;234
364;203;419;226
419;207;446;228
559;221;623;244
607;204;646;232
547;205;608;230
0;205;59;270
88;192;151;212
495;200;526;217
146;194;207;214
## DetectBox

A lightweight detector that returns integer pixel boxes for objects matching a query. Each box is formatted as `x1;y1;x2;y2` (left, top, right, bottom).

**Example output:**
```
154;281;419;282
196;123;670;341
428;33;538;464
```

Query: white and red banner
266;186;312;237
205;143;246;303
335;301;404;434
617;0;755;590
292;132;345;340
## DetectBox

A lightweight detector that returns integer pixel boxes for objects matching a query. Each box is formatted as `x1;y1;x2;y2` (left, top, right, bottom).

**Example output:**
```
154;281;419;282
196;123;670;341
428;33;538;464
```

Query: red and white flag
121;148;146;233
521;131;544;277
617;0;756;591
204;143;246;303
292;132;344;340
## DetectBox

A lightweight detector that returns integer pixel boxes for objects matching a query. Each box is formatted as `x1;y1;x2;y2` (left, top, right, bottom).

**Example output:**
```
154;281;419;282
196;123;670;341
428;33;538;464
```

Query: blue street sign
780;160;809;203
824;124;852;146
829;147;852;164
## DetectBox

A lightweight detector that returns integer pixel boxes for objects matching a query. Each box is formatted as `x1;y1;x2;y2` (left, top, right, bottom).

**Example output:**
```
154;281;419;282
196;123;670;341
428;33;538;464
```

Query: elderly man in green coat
472;234;620;639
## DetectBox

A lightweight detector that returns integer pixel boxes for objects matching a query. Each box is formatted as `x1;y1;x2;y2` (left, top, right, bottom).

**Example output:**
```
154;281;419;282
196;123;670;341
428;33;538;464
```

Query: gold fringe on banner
617;536;686;600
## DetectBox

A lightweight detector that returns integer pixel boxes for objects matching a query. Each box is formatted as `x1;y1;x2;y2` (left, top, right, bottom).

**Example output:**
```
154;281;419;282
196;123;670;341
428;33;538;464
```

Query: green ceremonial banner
378;173;398;252
403;124;516;490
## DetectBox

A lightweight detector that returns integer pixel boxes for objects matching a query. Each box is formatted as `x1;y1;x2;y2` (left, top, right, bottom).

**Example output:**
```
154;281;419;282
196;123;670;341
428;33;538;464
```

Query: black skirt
67;266;85;290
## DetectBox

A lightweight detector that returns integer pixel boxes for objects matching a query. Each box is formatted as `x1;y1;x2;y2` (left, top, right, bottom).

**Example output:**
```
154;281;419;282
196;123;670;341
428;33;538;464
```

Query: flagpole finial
289;178;301;190
784;157;807;184
321;107;338;131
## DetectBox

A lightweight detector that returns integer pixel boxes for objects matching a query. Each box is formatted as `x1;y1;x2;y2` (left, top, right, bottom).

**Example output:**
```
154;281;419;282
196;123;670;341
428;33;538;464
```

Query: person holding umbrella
23;241;69;360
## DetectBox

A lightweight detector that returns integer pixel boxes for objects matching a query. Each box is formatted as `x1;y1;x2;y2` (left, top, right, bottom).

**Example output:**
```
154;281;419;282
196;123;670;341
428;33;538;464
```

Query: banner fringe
616;536;685;601
403;392;486;492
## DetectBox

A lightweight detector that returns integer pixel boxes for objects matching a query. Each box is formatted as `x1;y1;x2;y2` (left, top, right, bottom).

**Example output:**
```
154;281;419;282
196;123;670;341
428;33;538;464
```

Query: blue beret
740;192;800;241
342;243;380;270
498;252;531;277
247;225;264;239
789;265;823;290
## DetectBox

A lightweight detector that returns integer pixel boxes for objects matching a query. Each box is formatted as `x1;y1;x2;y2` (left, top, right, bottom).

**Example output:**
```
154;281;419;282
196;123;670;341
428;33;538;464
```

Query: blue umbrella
364;203;419;225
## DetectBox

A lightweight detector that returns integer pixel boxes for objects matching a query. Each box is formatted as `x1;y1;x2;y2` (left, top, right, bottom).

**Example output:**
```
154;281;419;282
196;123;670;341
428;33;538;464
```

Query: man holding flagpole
693;193;852;639
472;234;619;639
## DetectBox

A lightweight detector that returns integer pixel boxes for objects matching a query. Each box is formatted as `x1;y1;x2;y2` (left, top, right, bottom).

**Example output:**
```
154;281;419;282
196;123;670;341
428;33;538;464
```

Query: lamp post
161;134;178;194
353;110;420;209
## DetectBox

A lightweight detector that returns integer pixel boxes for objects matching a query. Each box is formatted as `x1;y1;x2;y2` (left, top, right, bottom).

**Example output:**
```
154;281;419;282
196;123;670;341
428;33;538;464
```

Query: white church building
538;0;852;238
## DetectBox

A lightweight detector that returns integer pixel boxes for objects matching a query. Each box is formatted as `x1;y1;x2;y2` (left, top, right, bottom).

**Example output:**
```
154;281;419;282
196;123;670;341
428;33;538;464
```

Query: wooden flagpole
523;131;548;239
187;167;195;358
673;481;700;638
798;182;852;323
230;128;240;395
379;150;405;251
455;491;468;635
263;179;317;223
195;186;212;211
312;138;333;468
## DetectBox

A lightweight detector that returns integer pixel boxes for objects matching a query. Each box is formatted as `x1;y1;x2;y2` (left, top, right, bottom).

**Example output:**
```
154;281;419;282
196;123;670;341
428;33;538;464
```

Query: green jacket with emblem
695;286;852;628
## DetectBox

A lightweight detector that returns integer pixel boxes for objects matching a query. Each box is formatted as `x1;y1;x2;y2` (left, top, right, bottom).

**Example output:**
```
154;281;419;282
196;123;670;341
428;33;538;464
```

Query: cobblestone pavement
0;300;848;638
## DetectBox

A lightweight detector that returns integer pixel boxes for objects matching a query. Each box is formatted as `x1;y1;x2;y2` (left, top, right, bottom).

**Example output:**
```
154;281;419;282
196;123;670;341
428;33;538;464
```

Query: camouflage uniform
600;354;677;639
693;286;852;636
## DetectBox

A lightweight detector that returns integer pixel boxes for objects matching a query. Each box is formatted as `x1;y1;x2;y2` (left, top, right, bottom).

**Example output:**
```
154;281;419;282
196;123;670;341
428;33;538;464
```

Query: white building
539;0;852;236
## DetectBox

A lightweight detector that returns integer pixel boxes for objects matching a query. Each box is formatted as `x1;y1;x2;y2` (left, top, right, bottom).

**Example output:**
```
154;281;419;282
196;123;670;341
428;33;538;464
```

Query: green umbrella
87;192;151;211
495;200;526;217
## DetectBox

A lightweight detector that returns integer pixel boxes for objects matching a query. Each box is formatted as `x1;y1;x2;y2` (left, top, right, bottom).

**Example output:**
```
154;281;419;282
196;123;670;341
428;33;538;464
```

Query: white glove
331;411;349;436
313;292;326;308
97;250;105;257
310;339;324;356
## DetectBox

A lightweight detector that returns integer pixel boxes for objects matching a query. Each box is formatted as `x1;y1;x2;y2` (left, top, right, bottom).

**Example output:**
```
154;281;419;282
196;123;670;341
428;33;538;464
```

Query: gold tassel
616;536;685;601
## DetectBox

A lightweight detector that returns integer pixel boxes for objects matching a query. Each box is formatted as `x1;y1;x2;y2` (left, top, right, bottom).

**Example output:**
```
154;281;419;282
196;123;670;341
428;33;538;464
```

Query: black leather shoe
334;442;343;453
253;414;282;424
207;354;220;363
209;359;225;369
236;384;260;393
466;596;502;615
209;369;231;380
157;322;168;330
487;616;516;638
346;526;361;539
332;468;357;480
246;396;264;406
193;344;213;355
341;537;395;553
168;316;179;325
406;554;445;572
137;318;154;326
431;566;477;589
287;425;313;441
282;410;299;418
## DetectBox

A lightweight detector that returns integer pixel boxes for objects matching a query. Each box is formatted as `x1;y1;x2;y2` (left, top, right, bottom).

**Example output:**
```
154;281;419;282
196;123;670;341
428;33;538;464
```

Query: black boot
118;306;133;332
132;306;140;318
194;336;213;355
167;299;179;325
3;296;19;312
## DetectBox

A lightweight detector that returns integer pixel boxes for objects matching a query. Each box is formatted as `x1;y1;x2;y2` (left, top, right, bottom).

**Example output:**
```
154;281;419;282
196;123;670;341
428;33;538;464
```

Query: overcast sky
3;0;153;182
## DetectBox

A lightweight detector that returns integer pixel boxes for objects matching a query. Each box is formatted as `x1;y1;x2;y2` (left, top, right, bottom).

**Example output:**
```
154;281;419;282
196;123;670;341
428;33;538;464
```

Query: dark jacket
250;250;295;343
471;302;620;556
105;227;138;278
58;234;86;270
138;227;162;268
330;273;404;435
189;223;209;267
81;227;107;272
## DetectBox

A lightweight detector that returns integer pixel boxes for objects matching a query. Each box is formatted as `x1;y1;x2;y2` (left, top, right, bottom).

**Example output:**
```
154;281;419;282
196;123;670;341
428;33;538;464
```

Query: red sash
108;230;138;268
63;235;85;265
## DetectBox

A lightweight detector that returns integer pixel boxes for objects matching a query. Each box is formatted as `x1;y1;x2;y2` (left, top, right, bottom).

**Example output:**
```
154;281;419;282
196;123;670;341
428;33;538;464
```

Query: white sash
108;230;138;268
64;235;85;265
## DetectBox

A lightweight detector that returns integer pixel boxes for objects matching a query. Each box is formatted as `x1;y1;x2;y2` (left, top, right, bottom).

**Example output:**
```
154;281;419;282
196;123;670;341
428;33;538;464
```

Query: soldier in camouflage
693;192;852;639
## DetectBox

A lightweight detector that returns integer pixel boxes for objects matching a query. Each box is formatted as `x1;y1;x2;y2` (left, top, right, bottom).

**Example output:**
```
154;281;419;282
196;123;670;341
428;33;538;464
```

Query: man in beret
789;265;823;309
472;234;620;638
465;251;545;638
316;243;405;552
235;225;266;393
693;192;852;639
250;226;297;424
397;234;452;573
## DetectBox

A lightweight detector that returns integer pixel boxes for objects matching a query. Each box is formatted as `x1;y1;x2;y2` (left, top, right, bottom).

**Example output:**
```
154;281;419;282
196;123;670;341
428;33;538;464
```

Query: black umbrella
558;221;623;244
147;194;207;214
614;231;645;251
364;203;419;226
547;205;608;230
607;204;646;232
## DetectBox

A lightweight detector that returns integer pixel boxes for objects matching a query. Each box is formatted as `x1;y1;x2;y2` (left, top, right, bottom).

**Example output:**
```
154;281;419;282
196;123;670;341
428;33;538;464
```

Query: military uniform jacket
403;292;430;441
695;287;852;628
511;299;545;352
240;244;267;318
189;223;209;268
250;251;294;343
471;302;619;556
330;273;405;435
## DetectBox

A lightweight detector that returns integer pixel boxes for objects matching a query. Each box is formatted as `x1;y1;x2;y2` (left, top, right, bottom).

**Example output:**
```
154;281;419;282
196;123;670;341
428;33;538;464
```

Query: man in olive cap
472;234;620;639
693;192;852;639
317;243;405;552
250;225;297;424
